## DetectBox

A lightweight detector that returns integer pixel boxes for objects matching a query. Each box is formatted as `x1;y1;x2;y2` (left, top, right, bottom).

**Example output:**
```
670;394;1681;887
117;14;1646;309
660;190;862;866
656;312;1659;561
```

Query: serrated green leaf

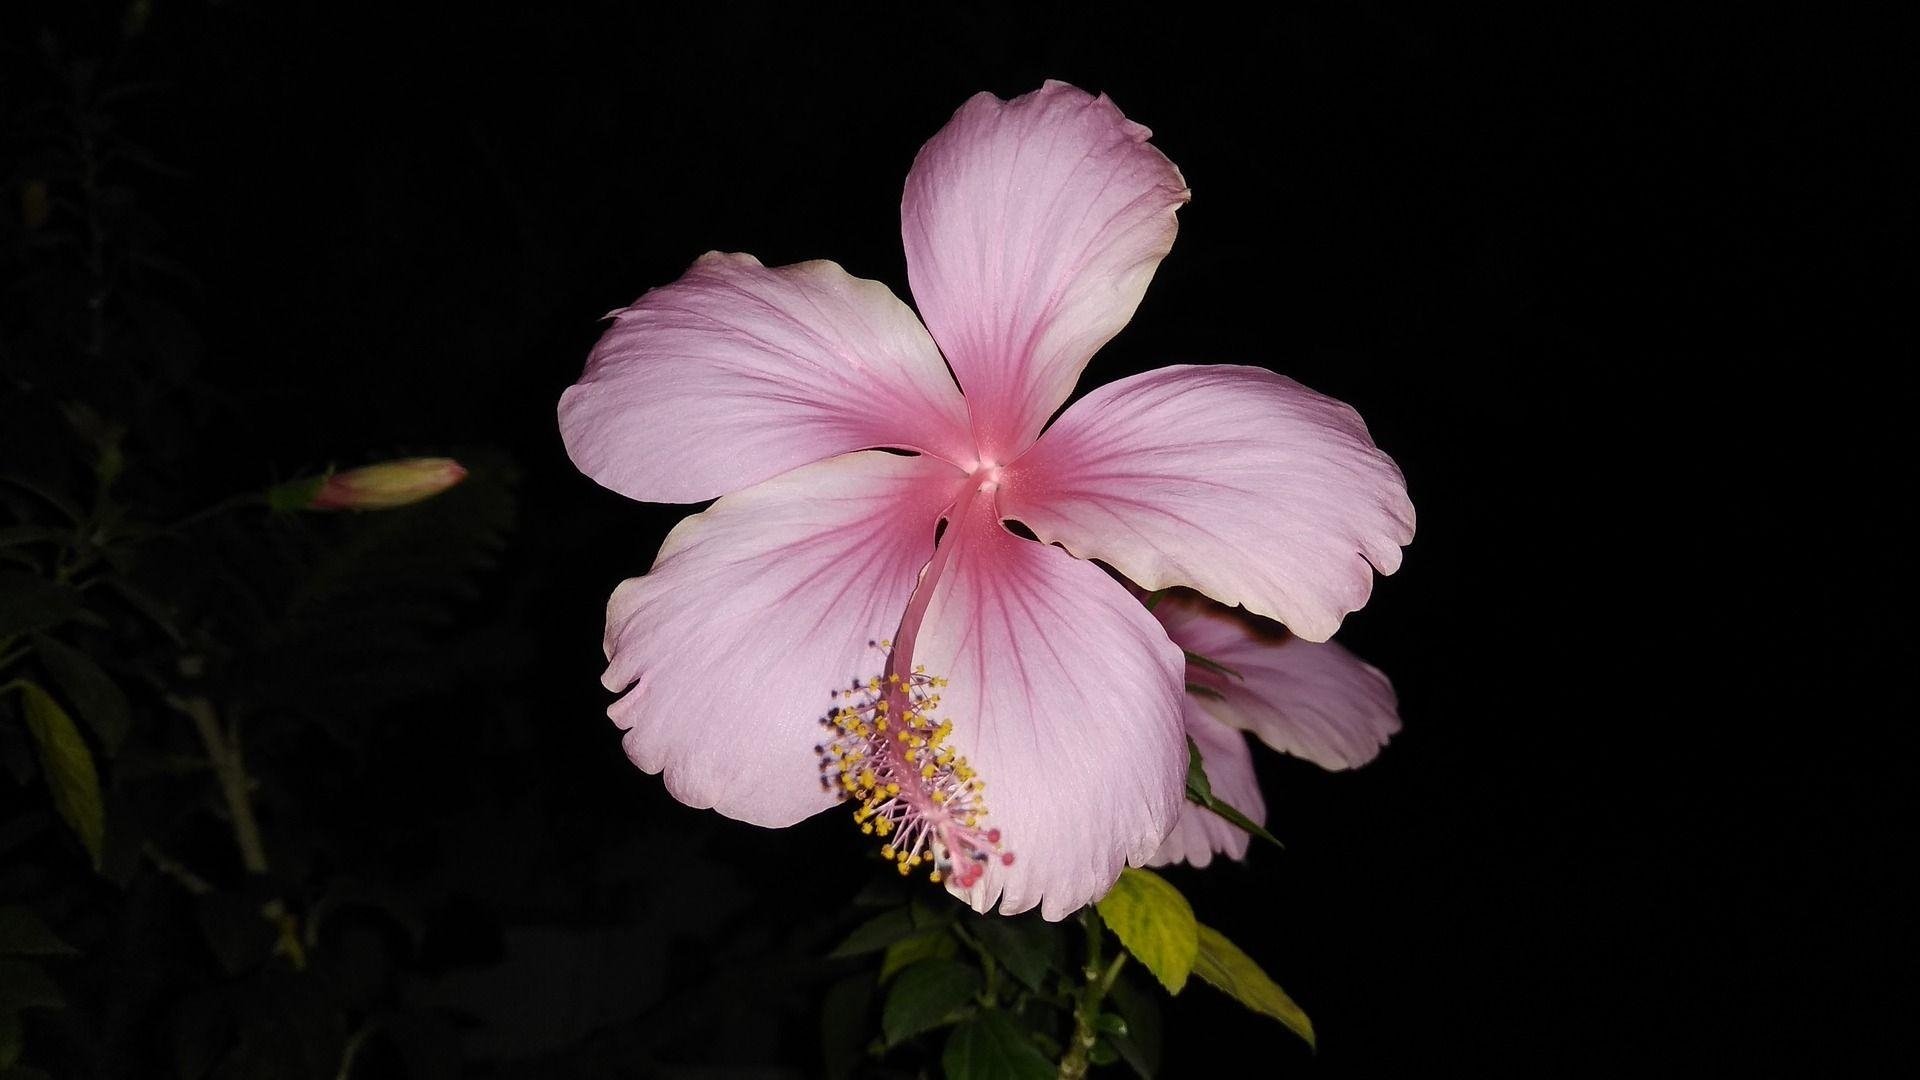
13;682;103;867
1192;922;1314;1050
881;959;979;1046
0;908;75;957
829;907;918;958
941;1010;1053;1080
0;575;79;640
968;913;1056;993
30;635;131;755
1095;869;1197;994
880;928;957;982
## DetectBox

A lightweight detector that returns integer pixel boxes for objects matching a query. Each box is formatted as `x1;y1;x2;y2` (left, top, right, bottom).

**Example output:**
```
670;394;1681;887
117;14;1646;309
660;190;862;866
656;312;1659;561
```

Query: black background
3;1;1904;1074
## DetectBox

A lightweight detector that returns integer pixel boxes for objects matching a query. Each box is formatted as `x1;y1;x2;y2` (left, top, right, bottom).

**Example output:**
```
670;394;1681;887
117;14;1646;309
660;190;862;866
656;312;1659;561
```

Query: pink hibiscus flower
1146;593;1401;869
559;81;1414;919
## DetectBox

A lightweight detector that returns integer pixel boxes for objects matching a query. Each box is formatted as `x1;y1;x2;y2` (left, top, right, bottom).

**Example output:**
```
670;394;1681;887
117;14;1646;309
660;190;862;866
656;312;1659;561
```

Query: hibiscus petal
902;81;1190;462
560;252;977;503
909;494;1187;920
1154;593;1400;771
601;452;965;826
1147;699;1265;869
1000;364;1415;642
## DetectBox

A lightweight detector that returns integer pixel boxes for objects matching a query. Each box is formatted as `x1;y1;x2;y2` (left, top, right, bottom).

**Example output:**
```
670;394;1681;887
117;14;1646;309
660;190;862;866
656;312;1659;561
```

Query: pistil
816;466;1013;887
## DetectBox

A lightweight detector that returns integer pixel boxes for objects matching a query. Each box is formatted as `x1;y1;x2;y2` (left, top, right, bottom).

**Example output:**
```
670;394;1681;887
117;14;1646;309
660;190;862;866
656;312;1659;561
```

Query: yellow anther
880;845;895;859
928;869;943;884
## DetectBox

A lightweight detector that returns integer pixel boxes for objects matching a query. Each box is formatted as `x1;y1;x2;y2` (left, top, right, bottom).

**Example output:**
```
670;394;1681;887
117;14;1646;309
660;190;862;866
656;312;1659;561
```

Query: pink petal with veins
601;452;965;826
1156;593;1401;771
908;490;1187;920
903;81;1189;463
561;253;975;504
1001;364;1414;642
1148;699;1265;869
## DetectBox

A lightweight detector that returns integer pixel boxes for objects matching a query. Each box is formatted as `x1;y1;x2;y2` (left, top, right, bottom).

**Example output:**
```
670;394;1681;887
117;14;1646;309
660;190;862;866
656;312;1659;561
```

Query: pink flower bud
303;457;468;511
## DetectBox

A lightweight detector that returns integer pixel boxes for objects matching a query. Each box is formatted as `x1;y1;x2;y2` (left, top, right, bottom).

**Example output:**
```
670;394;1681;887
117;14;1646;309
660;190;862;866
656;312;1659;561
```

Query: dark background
2;1;1903;1075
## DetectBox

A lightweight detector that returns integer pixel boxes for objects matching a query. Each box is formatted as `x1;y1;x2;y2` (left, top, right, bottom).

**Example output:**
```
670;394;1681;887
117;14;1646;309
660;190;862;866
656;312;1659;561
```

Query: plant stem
176;691;268;875
1059;908;1128;1080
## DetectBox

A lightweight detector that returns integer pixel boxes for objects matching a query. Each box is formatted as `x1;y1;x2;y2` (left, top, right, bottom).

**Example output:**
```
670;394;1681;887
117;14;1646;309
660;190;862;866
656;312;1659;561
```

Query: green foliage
943;1010;1055;1080
1107;974;1164;1078
969;911;1057;993
0;573;81;640
10;681;103;867
830;907;921;958
1192;923;1315;1049
0;909;75;957
880;926;958;982
1095;869;1197;994
881;958;980;1046
29;634;131;755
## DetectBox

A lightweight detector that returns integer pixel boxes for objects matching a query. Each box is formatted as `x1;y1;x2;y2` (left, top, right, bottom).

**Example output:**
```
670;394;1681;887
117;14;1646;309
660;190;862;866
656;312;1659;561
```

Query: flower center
816;468;1015;887
817;661;1010;887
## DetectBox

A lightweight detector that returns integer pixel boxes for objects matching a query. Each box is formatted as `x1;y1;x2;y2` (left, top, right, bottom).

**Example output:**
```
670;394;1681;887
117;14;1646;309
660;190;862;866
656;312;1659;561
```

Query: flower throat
816;468;1013;889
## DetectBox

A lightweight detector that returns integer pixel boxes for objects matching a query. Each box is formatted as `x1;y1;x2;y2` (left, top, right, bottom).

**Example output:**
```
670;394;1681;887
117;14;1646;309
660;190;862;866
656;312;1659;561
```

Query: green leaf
1;1007;18;1070
1108;974;1162;1079
941;1010;1053;1080
881;959;980;1046
880;928;957;982
1204;798;1282;848
829;907;919;958
0;477;82;524
0;527;65;550
1095;869;1197;994
0;960;64;1010
1192;923;1315;1050
30;636;131;755
0;908;76;957
0;575;79;641
1185;738;1283;850
820;973;872;1080
13;682;104;868
968;913;1056;993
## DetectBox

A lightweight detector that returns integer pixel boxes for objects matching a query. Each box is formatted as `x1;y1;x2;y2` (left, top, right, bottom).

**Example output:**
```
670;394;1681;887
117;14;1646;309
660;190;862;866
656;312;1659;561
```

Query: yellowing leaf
1192;922;1315;1049
1095;868;1196;994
